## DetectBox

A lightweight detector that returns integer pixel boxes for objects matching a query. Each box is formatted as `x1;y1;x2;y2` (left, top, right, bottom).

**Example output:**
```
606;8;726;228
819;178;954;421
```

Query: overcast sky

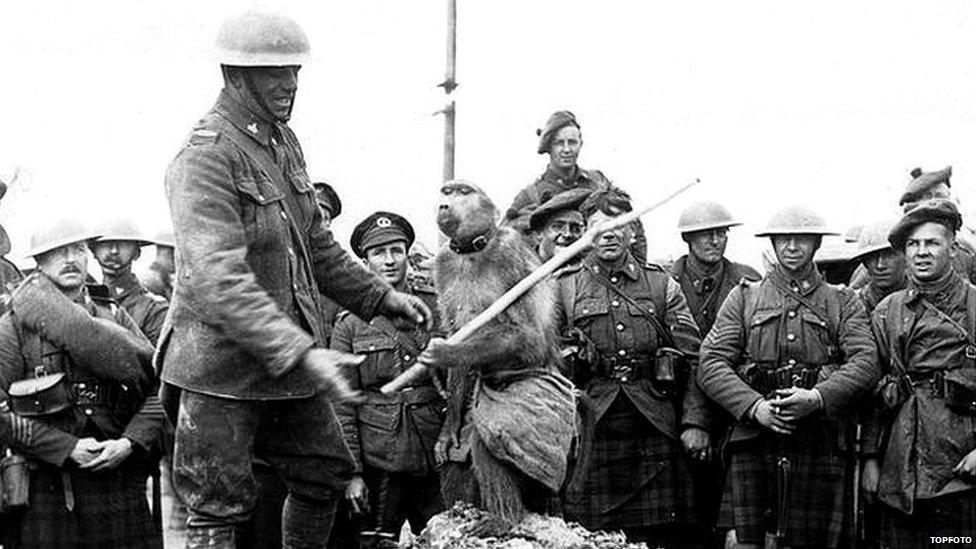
2;1;976;270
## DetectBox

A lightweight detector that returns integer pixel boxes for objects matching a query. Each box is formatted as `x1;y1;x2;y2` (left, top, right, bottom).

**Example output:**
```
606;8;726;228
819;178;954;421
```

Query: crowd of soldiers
0;9;975;549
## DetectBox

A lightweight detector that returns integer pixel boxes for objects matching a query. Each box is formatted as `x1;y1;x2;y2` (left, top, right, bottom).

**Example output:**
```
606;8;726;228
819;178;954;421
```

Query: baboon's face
438;181;496;238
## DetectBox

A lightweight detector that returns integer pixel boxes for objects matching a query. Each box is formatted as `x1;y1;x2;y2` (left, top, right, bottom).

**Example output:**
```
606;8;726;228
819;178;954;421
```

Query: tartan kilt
6;461;161;549
718;423;850;548
564;396;698;531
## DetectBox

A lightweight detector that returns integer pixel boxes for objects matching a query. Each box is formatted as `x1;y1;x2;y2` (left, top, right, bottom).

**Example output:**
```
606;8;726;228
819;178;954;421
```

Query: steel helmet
91;218;154;247
755;205;837;237
153;229;175;249
850;220;897;262
28;218;100;258
678;201;741;234
216;11;310;67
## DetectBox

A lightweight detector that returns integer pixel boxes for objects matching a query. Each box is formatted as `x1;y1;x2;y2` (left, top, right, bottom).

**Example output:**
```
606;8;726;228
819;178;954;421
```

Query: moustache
60;266;82;275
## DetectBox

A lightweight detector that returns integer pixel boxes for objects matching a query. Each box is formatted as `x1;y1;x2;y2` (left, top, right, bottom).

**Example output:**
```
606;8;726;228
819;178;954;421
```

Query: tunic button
84;408;93;416
280;211;287;220
616;323;625;332
403;355;412;361
787;333;795;341
610;276;618;283
288;247;295;256
369;345;376;351
788;359;796;366
78;383;86;389
618;349;626;356
788;310;796;318
611;300;620;307
258;194;266;201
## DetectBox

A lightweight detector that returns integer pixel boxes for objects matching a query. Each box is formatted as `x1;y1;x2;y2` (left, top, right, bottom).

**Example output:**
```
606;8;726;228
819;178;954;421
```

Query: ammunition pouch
745;362;824;397
0;452;30;513
904;369;976;416
7;373;73;417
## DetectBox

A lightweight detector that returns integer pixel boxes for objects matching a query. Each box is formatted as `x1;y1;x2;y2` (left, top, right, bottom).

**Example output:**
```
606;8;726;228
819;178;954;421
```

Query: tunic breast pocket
352;335;400;387
799;310;832;364
572;297;610;326
747;308;782;363
234;175;286;251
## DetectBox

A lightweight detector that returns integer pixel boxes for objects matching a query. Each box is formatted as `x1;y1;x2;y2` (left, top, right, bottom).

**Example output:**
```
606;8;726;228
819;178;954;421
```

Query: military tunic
556;252;709;543
868;271;976;546
0;285;164;548
105;272;168;346
331;285;444;537
670;255;761;337
162;90;394;527
698;265;879;548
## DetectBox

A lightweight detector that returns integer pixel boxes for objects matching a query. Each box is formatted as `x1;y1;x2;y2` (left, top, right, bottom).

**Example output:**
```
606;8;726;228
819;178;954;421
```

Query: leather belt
597;356;652;383
749;363;822;395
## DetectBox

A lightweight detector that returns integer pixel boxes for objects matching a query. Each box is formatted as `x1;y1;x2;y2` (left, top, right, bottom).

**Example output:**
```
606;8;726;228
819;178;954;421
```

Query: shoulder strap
919;295;976;347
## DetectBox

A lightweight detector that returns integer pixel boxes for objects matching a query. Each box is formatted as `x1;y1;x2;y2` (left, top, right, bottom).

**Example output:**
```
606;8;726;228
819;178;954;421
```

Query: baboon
421;180;575;524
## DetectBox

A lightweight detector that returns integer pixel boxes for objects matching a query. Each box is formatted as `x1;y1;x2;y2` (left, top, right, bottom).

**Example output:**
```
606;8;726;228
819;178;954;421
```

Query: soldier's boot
185;525;236;549
281;493;338;549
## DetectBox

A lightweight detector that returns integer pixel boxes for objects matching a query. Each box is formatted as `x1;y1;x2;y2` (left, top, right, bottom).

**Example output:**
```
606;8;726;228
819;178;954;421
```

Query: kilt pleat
720;429;850;548
565;395;698;531
10;463;161;549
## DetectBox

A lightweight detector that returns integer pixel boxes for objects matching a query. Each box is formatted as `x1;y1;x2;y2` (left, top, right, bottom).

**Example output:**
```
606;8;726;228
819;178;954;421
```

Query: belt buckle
966;346;976;359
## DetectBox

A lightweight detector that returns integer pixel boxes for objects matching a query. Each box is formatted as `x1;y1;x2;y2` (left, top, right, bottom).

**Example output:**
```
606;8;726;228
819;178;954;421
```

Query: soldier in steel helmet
669;201;759;544
331;212;445;547
861;199;976;547
143;229;175;301
161;11;433;548
555;189;711;547
505;110;648;262
698;205;879;548
851;220;907;314
672;201;761;337
0;217;165;548
89;218;168;346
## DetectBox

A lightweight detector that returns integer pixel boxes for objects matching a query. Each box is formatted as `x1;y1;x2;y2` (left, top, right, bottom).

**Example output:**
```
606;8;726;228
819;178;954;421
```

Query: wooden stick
379;179;699;394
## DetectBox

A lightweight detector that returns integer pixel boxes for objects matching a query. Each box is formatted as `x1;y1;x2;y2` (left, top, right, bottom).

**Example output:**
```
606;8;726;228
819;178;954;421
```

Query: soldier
671;201;761;337
143;229;175;301
851;220;907;314
528;188;591;262
313;180;342;229
698;205;879;549
852;166;976;289
0;177;23;315
555;189;711;548
670;200;760;545
863;199;976;546
505;110;647;261
332;212;444;546
89;218;168;345
160;11;431;548
0;218;165;548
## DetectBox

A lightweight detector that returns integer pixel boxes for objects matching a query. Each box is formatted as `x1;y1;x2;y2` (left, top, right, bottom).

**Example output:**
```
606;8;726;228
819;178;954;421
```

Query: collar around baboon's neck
449;226;497;255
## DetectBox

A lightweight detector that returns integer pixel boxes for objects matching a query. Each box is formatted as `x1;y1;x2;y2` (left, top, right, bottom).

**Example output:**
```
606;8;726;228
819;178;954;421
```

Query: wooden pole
380;179;699;394
440;0;457;182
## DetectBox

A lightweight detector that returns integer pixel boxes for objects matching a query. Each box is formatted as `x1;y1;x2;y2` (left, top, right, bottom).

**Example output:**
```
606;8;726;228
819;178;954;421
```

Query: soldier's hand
680;427;711;462
379;290;433;330
953;448;976;478
417;337;452;371
69;437;102;466
302;349;364;404
769;387;823;422
862;458;880;503
752;399;795;435
80;438;133;472
345;475;369;515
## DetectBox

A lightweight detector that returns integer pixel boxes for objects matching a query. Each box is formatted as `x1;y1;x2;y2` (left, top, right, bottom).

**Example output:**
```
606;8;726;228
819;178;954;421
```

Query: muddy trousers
172;390;356;549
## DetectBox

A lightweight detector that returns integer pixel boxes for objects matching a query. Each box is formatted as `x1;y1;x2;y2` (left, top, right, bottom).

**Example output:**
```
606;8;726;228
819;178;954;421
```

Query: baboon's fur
431;181;562;523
